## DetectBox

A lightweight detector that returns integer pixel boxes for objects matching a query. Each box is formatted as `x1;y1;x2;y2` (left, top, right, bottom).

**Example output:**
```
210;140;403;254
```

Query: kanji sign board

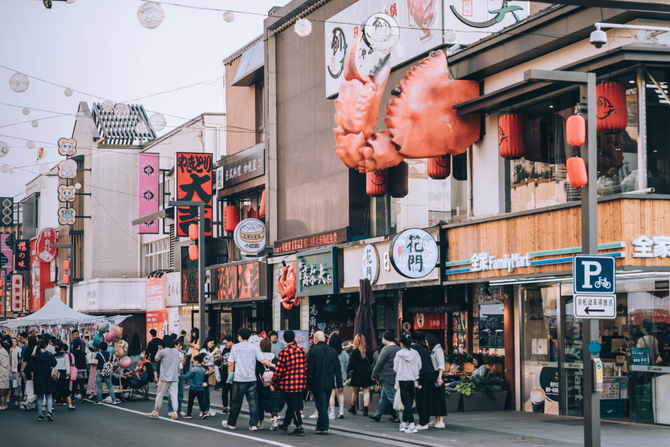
574;295;616;319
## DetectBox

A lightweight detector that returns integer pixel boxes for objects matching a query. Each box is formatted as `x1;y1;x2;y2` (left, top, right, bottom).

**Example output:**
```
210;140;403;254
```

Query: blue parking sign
573;255;616;295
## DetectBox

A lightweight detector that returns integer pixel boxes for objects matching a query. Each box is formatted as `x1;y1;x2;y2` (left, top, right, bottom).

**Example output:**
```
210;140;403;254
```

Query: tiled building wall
225;58;257;155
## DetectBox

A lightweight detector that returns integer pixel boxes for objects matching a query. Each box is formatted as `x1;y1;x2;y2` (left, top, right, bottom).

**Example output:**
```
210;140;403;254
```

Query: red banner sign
138;153;160;234
274;228;348;254
36;228;57;263
217;262;262;302
175;152;213;237
413;313;445;330
11;274;23;313
145;276;167;340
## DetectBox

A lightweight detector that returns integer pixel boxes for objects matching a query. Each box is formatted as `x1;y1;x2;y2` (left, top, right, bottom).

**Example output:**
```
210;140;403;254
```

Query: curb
149;391;441;447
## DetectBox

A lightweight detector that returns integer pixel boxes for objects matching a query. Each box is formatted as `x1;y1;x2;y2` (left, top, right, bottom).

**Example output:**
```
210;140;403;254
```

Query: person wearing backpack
31;339;57;421
94;341;121;405
256;338;278;430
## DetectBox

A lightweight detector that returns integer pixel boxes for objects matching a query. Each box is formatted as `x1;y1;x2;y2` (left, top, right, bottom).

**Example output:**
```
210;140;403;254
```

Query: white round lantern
22;107;30;115
31;120;39;128
138;2;164;29
444;29;457;43
368;26;399;56
114;103;130;119
135;121;148;134
223;11;235;23
64;87;73;97
66;0;76;3
9;73;29;93
0;141;9;157
75;182;82;190
26;140;35;149
1;164;8;173
294;19;312;37
8;168;14;174
149;113;166;131
101;100;115;113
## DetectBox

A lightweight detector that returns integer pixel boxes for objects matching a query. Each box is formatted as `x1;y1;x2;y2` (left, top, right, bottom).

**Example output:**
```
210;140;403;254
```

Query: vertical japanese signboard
181;247;198;304
0;233;12;277
11;274;23;313
175;152;213;237
145;276;167;340
138;153;159;234
15;239;29;271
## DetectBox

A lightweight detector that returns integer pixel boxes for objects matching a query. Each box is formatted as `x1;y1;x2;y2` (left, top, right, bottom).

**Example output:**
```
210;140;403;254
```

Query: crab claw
335;130;367;169
357;130;405;173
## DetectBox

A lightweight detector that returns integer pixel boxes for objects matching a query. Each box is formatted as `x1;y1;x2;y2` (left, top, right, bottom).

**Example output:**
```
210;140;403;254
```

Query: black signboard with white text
216;143;264;190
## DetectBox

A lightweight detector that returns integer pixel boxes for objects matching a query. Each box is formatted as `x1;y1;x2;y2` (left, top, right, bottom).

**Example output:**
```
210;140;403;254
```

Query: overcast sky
0;0;288;199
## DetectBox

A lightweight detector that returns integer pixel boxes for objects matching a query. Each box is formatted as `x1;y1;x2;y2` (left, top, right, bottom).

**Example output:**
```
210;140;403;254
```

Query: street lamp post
524;69;599;447
51;244;74;309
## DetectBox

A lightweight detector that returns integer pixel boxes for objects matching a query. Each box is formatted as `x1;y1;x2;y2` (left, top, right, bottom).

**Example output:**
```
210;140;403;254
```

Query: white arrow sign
574;295;616;319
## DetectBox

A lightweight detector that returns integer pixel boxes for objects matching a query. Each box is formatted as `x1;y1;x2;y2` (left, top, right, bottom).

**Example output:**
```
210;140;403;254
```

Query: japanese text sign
274;228;348;254
216;261;264;302
389;228;438;279
138;153;159;234
15;239;29;271
216;144;264;190
413;313;445;330
181;247;199;304
145;276;167;340
175;152;213;237
296;248;338;297
11;274;23;313
36;228;57;263
632;235;670;258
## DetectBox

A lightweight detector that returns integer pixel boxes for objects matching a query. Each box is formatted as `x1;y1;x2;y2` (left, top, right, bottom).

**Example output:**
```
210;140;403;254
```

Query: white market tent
0;297;128;329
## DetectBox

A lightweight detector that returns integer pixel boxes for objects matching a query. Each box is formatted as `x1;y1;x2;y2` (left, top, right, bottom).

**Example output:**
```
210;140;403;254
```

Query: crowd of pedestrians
0;326;449;436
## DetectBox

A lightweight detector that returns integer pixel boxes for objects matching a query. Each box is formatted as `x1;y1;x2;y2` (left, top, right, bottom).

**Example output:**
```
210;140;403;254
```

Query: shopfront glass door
562;295;585;416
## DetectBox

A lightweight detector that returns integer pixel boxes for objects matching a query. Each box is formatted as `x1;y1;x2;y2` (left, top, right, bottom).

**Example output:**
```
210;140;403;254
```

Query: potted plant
484;354;505;375
445;385;462;413
462;354;475;373
456;376;508;412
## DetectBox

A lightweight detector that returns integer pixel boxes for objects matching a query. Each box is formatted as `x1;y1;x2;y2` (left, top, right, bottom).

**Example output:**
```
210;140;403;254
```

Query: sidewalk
151;385;669;447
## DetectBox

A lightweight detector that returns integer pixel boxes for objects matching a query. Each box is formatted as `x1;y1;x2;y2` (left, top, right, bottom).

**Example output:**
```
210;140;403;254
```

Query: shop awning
0;297;129;329
454;43;670;116
232;40;264;87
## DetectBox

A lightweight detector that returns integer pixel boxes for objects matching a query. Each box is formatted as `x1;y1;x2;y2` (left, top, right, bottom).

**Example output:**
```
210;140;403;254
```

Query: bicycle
594;277;611;289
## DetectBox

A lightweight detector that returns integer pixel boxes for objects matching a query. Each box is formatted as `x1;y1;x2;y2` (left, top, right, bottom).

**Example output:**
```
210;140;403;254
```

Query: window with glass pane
646;68;670;194
142;238;170;276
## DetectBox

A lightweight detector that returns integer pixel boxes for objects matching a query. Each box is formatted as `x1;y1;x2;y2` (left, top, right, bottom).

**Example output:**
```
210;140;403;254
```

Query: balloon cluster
88;323;132;368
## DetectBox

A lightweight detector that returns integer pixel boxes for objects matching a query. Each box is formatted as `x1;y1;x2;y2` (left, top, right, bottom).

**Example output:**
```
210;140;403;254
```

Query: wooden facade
445;198;670;281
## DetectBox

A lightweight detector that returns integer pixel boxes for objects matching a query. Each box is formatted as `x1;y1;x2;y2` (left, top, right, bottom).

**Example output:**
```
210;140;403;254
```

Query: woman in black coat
347;334;374;416
32;339;56;421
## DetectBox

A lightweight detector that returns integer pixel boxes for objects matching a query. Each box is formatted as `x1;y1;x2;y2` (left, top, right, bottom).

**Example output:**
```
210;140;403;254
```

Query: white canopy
0;297;128;329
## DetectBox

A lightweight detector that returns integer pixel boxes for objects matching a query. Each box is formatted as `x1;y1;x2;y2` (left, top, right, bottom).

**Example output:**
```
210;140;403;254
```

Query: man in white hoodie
394;335;421;434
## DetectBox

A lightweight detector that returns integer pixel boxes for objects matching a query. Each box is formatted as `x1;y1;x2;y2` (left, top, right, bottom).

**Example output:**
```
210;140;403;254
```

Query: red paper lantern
498;113;525;159
188;224;198;241
189;244;198;261
224;205;239;232
247;208;257;219
259;190;266;219
566;115;586;148
63;259;70;271
596;81;626;134
389;161;409;198
366;170;387;197
427;155;451;179
63;273;70;285
567;157;588;189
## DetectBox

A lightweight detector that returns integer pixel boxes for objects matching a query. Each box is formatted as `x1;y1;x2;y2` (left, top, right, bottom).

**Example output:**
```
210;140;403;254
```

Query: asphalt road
0;399;415;447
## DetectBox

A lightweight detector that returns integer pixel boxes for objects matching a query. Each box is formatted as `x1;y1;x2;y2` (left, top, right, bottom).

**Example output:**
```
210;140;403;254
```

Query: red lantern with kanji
366;170;387;197
566;115;586;148
259;190;266;219
498;113;525;159
427;155;451;179
63;259;70;271
189;244;198;261
224;205;240;232
63;274;70;285
567;157;588;189
596;81;626;134
247;208;257;219
188;224;198;241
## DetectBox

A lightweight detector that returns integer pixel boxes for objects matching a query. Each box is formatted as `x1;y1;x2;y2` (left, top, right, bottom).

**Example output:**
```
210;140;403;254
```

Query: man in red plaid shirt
270;330;307;436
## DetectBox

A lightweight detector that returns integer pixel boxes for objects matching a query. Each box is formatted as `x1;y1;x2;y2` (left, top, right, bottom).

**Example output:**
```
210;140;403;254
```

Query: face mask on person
382;339;387;345
140;353;145;359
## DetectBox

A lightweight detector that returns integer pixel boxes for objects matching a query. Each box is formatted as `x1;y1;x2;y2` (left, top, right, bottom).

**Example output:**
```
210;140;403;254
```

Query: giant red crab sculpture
333;34;481;173
277;263;299;310
408;0;435;41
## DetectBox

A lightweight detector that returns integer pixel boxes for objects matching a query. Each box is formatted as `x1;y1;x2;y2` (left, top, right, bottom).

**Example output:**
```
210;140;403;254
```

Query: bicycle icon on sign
595;277;611;289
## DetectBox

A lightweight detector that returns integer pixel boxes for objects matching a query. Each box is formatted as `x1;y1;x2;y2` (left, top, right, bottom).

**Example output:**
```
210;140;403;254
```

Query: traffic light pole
51;244;74;309
524;70;600;447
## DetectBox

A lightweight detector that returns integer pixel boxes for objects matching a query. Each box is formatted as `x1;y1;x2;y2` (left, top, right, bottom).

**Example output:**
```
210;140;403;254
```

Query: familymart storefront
443;197;670;424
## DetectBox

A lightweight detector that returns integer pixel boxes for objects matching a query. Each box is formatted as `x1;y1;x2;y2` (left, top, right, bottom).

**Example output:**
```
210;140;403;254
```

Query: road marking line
103;405;295;447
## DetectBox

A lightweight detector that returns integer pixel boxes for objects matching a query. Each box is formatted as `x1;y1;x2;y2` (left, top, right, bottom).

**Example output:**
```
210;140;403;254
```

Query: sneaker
399;422;408;432
257;422;264;430
184;414;193;419
95;401;103;405
200;412;208;420
208;409;217;417
338;414;344;419
328;412;335;420
222;407;229;414
276;415;282;420
434;421;445;429
308;412;319;419
369;414;381;422
271;422;278;431
416;424;429;431
38;415;45;421
427;419;437;427
46;412;54;421
289;427;305;436
405;423;417;434
112;400;122;405
222;421;236;430
315;430;328;435
249;426;258;431
180;411;188;418
68;406;76;411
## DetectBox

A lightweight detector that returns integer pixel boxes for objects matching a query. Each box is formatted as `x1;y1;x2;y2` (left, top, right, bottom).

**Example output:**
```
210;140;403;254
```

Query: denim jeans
374;380;397;419
96;373;117;402
168;378;184;413
312;390;330;431
37;394;52;417
227;381;258;428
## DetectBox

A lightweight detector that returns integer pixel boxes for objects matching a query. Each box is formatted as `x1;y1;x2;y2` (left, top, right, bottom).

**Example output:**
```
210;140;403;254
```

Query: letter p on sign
573;255;616;295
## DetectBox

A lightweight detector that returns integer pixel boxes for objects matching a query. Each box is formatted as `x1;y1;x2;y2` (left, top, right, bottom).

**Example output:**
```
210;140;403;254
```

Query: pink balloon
119;356;132;368
105;330;117;342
